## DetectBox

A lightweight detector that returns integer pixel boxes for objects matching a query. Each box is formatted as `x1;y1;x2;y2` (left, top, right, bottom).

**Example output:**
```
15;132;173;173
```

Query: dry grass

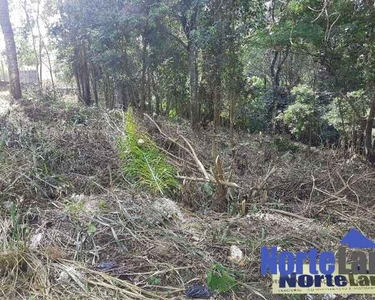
1;94;375;299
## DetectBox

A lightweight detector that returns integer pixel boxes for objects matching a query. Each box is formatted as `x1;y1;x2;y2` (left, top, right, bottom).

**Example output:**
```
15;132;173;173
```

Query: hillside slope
0;96;374;299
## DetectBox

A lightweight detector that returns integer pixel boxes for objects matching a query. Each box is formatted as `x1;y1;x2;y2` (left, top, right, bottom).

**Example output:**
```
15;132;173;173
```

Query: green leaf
88;223;96;234
207;264;237;293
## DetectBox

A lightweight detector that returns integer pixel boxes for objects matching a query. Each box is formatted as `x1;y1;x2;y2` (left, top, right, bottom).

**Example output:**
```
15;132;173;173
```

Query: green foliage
290;84;315;104
118;109;178;195
278;85;319;141
273;137;299;153
168;109;177;119
280;102;313;137
71;111;87;125
10;202;22;241
202;182;214;197
14;36;37;68
325;90;369;137
207;264;237;293
48;0;375;153
87;223;97;234
65;200;85;215
148;276;161;285
239;76;269;132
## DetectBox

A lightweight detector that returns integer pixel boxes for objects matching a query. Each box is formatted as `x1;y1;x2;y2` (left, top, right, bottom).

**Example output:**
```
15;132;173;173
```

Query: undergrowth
118;109;179;196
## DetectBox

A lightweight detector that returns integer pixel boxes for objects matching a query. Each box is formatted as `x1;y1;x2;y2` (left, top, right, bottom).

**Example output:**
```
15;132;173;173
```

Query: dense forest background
3;0;375;161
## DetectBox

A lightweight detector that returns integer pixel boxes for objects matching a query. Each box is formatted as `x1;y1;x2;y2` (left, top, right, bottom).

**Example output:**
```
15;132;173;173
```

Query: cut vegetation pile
1;95;375;299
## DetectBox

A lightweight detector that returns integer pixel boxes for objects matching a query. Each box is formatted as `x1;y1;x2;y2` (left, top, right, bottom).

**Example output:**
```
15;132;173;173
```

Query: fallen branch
145;113;240;189
176;175;240;189
145;113;210;179
144;113;190;154
180;135;211;181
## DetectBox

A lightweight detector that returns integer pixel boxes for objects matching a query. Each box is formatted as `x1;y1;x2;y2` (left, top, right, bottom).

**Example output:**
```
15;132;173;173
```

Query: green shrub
325;90;369;137
118;109;179;195
274;137;299;153
237;76;269;132
278;84;324;144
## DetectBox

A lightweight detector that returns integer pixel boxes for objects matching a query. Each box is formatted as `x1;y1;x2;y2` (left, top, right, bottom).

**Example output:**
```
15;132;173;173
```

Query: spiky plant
118;109;179;195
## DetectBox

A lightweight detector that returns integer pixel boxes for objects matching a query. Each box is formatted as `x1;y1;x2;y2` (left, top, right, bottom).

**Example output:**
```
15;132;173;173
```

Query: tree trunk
122;85;129;110
147;66;152;112
90;65;99;106
365;97;375;160
44;45;56;96
352;127;357;153
0;0;22;99
270;47;289;133
358;119;367;154
140;40;147;114
180;3;199;129
36;0;43;88
229;90;235;156
212;0;222;135
73;62;82;99
270;51;280;132
140;13;150;115
364;1;375;160
214;79;221;129
79;41;91;106
114;78;123;108
22;0;42;90
104;74;110;108
151;73;160;115
92;78;99;106
212;72;221;161
189;41;199;129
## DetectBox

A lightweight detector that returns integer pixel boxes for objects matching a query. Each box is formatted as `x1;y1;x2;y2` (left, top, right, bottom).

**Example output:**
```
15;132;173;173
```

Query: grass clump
118;109;179;195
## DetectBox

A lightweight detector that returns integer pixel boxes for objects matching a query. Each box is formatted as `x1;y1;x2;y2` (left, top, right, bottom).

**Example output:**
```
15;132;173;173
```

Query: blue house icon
340;228;375;249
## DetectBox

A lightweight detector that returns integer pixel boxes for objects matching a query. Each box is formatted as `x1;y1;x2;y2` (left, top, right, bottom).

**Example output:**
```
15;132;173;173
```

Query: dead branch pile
0;99;124;204
142;114;375;238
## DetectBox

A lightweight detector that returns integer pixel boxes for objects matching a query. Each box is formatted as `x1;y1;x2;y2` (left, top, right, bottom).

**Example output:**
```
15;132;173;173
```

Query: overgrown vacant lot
1;95;375;299
2;0;375;298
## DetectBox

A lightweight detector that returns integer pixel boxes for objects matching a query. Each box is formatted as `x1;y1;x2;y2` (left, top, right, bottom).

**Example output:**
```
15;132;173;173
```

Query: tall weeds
118;109;178;195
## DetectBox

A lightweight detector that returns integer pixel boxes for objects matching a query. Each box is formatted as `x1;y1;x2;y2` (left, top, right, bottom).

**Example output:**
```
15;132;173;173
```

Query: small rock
30;232;43;249
58;270;70;283
185;284;211;299
151;198;184;221
229;245;243;264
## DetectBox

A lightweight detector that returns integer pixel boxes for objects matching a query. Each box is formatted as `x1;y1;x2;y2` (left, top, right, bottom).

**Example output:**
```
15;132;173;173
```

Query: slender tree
0;0;22;99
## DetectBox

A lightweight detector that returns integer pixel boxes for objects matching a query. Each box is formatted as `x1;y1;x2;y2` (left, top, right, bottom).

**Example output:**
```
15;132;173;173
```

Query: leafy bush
278;101;314;138
237;76;270;132
278;84;321;143
118;109;179;195
325;90;369;137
